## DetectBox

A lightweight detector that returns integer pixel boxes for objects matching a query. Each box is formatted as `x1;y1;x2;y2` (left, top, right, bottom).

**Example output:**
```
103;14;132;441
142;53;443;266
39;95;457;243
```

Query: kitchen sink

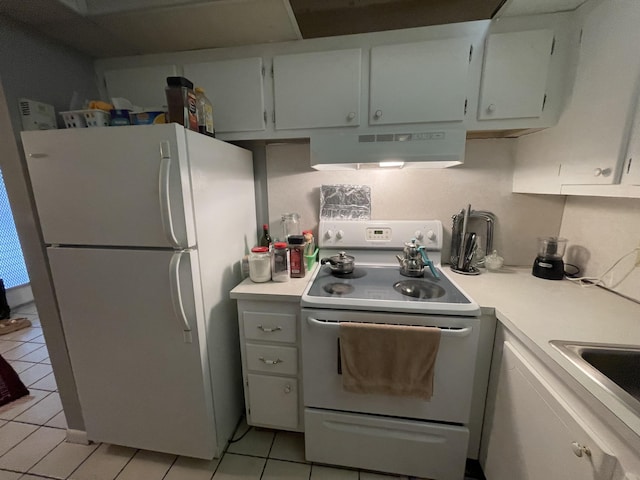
550;340;640;416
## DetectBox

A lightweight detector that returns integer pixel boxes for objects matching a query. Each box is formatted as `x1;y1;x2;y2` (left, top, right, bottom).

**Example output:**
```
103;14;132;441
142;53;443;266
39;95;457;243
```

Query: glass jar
281;213;300;241
271;242;289;282
249;247;271;283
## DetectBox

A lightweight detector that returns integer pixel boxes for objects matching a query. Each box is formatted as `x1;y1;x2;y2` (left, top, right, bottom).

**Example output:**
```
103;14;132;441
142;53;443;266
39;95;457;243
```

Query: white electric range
300;220;488;480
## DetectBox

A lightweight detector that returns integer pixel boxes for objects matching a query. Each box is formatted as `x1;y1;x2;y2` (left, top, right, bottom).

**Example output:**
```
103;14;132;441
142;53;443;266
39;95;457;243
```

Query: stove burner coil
393;280;446;300
323;283;355;295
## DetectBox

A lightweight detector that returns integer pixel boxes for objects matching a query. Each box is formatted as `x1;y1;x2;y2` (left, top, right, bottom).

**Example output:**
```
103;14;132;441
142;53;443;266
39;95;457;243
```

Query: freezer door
47;246;219;458
22;125;194;248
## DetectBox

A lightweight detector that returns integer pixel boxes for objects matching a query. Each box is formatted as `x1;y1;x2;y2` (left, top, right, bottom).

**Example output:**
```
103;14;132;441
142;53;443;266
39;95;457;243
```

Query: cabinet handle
374;109;383;119
284;384;292;394
593;167;611;177
486;104;496;113
571;442;591;458
28;153;48;158
257;325;281;333
259;357;283;365
347;111;356;121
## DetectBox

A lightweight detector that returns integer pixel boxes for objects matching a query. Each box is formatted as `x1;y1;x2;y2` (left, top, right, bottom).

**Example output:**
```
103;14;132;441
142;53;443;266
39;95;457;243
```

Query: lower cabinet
482;335;618;480
237;300;303;432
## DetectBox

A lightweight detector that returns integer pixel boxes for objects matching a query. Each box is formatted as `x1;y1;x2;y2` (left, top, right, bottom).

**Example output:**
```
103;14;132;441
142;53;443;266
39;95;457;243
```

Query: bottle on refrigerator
194;87;215;137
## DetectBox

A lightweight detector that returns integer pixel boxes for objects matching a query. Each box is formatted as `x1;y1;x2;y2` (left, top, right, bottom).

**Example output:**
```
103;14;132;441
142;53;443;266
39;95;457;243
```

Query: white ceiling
0;0;589;58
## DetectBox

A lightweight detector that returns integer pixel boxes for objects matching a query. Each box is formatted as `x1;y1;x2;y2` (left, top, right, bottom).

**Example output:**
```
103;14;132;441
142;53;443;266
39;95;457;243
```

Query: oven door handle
306;317;472;337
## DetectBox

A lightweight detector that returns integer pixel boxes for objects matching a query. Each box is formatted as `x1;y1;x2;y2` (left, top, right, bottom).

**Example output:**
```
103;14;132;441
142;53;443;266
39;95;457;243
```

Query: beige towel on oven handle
339;322;441;400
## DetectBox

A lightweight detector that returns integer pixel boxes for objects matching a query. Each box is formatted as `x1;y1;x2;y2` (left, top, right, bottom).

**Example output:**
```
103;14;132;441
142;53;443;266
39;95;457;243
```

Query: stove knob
325;229;334;240
336;230;344;240
426;230;436;241
414;230;424;241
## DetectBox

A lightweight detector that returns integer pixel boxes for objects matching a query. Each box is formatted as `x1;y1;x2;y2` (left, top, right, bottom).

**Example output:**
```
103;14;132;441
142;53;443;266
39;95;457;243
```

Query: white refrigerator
21;124;257;459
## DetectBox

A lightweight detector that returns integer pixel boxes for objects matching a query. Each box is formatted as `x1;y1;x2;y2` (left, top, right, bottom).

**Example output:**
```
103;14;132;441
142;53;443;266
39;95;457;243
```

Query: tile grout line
0;424;66;475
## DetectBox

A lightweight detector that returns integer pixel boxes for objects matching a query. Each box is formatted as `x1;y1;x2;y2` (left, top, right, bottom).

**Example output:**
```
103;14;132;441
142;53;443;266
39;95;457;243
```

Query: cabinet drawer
305;408;468;480
246;344;298;375
243;311;297;343
247;374;298;429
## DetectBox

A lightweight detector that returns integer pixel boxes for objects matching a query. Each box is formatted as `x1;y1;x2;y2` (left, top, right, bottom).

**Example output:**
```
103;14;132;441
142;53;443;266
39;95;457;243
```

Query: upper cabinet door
621;89;640;186
478;30;554;120
104;65;178;107
369;38;471;125
183;58;266;133
273;49;362;130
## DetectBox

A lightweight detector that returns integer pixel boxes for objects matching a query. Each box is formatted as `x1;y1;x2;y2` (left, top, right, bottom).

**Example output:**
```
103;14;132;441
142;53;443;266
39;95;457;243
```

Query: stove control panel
365;227;392;241
319;220;443;250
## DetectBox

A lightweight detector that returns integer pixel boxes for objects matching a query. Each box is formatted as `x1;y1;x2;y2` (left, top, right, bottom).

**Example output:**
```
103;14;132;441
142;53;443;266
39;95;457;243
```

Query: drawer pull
284;384;292;394
257;325;282;333
259;357;283;365
571;442;591;457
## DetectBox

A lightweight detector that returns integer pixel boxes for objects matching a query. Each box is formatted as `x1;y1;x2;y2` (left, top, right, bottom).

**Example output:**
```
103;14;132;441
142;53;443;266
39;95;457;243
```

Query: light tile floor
0;303;483;480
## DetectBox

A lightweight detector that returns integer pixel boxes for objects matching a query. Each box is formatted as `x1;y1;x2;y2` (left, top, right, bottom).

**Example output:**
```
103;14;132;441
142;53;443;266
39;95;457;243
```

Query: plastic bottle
249;247;271;283
288;235;306;278
271;242;289;282
194;87;215;137
259;224;272;249
303;230;315;256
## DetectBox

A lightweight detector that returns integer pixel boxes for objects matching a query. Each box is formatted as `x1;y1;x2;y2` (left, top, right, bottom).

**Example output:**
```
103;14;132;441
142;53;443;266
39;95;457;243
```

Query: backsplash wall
265;139;567;266
560;196;640;302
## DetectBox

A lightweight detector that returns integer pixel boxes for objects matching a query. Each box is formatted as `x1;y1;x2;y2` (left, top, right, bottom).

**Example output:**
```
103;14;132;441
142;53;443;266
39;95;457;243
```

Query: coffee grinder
532;237;567;280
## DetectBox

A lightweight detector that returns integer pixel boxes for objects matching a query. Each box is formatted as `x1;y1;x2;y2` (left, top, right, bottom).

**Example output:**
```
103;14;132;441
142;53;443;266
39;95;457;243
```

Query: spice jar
249;247;271;283
271;242;289;282
287;235;306;278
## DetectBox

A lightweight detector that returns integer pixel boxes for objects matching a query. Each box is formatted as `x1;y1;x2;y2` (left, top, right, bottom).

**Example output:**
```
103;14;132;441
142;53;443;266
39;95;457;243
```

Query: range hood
310;129;466;170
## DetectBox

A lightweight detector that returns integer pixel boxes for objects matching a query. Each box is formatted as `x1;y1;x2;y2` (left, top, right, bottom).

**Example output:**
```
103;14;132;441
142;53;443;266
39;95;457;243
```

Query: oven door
301;308;480;424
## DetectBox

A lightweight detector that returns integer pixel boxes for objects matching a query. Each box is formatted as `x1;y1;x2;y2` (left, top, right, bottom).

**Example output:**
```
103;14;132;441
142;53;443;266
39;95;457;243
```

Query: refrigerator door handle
169;251;193;343
159;142;181;248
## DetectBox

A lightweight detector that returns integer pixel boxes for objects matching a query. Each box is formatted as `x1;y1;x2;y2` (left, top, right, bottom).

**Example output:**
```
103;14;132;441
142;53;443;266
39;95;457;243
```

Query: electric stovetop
302;264;480;316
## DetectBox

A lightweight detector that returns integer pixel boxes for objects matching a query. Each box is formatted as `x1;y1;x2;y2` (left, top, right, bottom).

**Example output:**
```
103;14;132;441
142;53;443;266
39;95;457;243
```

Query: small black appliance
532;237;567;280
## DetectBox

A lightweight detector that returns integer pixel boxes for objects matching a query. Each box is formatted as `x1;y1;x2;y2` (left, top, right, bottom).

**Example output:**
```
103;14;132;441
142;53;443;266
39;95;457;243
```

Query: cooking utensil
320;251;355;274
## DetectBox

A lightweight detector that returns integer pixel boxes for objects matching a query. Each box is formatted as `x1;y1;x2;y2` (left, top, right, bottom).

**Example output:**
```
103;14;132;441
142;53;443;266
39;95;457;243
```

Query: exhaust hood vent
310;129;466;170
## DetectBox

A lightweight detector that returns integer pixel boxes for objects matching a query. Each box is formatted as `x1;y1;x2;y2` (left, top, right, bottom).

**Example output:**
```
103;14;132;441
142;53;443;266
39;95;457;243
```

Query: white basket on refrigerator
60;109;111;128
82;109;110;127
60;111;87;128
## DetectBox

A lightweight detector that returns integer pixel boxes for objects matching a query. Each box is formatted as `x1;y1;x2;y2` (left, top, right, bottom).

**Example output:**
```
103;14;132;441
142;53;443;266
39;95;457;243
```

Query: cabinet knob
487;104;496;113
571;442;591;458
284;384;292;394
347;112;356;121
374;109;383;119
593;167;612;177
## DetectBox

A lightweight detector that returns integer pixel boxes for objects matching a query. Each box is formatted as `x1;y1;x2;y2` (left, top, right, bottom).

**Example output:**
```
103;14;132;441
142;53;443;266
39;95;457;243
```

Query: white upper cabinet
104;65;178;107
559;0;640;186
369;38;471;125
183;57;266;133
273;49;362;130
621;92;640;186
479;30;554;120
513;0;640;197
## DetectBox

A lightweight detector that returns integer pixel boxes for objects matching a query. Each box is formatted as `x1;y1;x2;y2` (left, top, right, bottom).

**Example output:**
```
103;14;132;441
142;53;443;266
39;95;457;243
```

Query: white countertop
229;265;317;302
447;266;640;438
